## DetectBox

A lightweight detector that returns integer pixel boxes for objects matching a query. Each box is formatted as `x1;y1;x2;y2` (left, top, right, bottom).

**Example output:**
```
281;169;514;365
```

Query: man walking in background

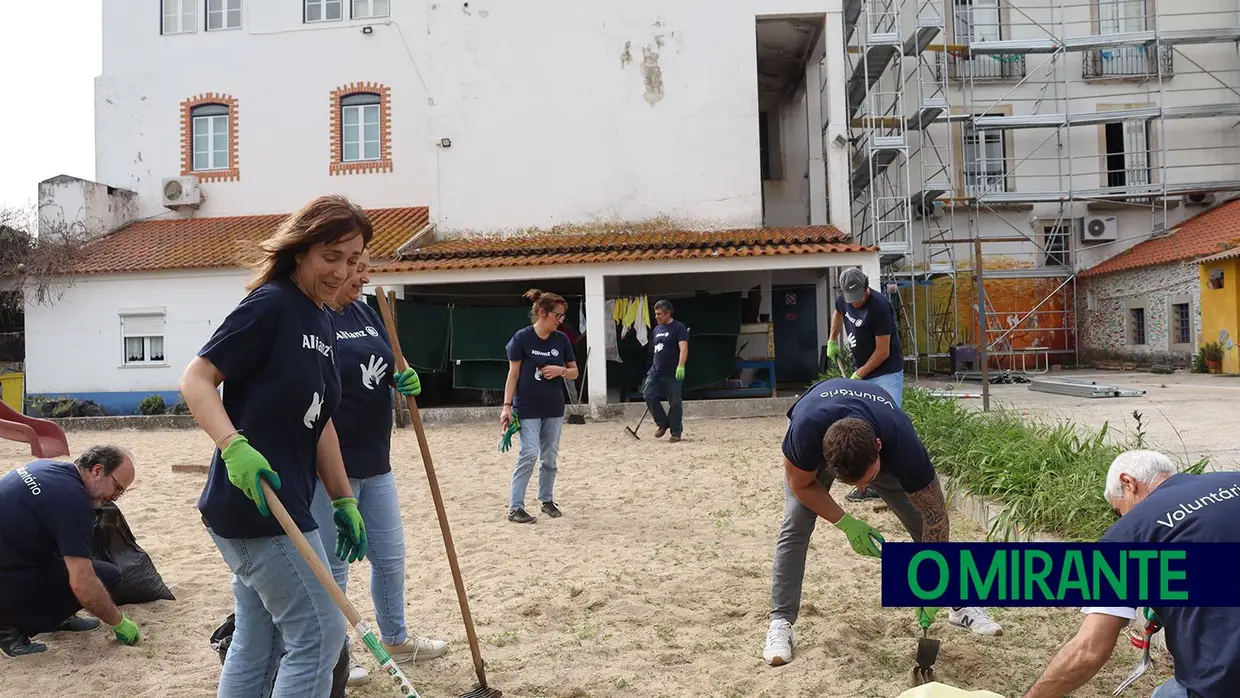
644;299;689;442
826;267;905;502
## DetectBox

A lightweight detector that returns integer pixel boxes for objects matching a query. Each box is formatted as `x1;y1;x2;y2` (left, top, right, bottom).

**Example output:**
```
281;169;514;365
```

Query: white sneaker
763;618;794;666
948;607;1003;636
383;636;449;663
346;662;370;686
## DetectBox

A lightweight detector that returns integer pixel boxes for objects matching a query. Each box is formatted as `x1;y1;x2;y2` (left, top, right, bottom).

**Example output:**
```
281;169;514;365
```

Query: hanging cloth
603;299;622;362
634;295;651;346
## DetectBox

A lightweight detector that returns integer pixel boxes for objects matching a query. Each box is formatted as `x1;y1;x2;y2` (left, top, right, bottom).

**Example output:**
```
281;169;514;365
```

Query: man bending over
0;445;142;656
1023;450;1240;698
762;377;1002;666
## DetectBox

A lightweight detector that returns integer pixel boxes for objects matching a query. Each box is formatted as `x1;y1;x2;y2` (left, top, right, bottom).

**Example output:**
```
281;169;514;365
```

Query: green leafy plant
898;387;1209;542
137;394;166;416
1200;341;1224;363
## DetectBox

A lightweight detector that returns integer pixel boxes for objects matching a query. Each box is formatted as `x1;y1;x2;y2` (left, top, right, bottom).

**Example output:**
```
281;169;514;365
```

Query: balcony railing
1083;43;1174;80
938;54;1027;82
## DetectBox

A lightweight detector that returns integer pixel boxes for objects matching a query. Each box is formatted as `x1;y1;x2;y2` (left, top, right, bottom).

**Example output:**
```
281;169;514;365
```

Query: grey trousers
769;468;927;625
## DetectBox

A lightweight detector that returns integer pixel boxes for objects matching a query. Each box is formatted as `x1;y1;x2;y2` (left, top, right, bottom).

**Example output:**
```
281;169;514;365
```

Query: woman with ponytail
500;289;578;524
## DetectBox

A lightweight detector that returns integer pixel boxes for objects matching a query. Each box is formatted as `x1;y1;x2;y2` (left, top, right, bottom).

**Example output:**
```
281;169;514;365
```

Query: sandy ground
0;417;1172;698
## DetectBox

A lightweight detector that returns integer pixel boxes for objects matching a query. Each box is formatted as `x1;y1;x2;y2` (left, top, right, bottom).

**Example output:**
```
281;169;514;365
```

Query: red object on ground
0;399;70;459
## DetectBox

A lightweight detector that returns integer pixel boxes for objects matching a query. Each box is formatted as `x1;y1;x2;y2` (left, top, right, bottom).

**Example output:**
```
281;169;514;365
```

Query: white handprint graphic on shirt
360;354;389;391
303;392;323;429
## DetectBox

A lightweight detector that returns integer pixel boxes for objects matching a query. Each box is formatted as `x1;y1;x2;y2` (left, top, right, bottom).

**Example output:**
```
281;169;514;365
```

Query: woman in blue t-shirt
310;248;449;687
501;289;578;524
179;194;373;698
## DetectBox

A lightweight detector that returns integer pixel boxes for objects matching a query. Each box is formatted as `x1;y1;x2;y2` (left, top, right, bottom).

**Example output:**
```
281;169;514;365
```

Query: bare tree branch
0;204;92;308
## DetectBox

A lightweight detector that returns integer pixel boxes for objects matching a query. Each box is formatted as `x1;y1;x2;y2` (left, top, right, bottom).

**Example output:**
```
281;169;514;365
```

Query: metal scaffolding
843;0;1240;377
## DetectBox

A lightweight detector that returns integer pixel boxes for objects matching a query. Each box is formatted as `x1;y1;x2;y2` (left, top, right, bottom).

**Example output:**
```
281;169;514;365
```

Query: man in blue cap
826;266;904;502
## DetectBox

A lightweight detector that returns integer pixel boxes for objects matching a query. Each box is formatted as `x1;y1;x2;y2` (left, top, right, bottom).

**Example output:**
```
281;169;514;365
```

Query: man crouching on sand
0;446;142;657
762;377;1002;666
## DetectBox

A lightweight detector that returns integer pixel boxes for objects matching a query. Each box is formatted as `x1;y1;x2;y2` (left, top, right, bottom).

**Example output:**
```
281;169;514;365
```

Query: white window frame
162;0;197;34
121;311;167;367
191;104;231;171
341;94;382;162
352;0;390;19
207;0;242;31
305;0;343;23
963;122;1006;196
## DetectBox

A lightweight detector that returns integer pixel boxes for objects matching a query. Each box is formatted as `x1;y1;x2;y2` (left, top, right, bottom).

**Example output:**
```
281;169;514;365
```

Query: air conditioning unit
1082;215;1118;244
1184;192;1215;207
162;176;203;209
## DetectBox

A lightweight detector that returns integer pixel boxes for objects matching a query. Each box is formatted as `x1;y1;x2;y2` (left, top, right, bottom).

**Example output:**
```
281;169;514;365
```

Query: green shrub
137;395;167;416
899;386;1209;542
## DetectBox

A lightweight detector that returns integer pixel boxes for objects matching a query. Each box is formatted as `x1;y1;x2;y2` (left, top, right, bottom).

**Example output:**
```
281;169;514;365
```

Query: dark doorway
773;285;819;384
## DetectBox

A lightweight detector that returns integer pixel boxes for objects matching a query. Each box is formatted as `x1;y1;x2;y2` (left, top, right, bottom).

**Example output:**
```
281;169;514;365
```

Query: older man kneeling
0;446;141;657
1022;450;1240;698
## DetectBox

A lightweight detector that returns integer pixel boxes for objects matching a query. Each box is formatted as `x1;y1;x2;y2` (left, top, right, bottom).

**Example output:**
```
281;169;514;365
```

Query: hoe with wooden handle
258;479;422;697
374;287;503;698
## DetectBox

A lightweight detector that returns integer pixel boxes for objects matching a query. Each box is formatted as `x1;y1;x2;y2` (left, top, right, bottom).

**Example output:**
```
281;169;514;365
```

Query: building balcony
1082;43;1174;81
938;54;1027;82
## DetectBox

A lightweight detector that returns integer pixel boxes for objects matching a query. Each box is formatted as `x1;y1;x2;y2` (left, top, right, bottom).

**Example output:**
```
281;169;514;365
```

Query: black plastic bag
210;614;349;698
91;502;176;605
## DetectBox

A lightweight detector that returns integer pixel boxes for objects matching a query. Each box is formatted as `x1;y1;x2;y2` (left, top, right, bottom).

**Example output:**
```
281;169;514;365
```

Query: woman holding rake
311;248;449;686
179;195;371;697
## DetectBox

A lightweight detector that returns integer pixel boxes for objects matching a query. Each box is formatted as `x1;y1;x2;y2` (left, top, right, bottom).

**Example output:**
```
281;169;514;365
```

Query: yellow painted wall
1198;259;1240;374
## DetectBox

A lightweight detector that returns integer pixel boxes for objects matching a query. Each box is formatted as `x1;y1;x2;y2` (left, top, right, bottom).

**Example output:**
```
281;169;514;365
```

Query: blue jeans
311;473;408;646
509;416;563;510
643;373;683;436
1151;677;1191;698
865;369;904;408
207;528;347;698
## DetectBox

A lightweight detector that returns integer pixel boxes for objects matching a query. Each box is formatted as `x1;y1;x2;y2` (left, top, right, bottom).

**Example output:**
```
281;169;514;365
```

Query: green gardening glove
332;497;367;563
849;370;861;380
834;513;885;557
220;435;282;517
827;339;839;360
393;367;421;396
499;411;521;453
112;613;140;645
917;607;940;629
675;365;685;381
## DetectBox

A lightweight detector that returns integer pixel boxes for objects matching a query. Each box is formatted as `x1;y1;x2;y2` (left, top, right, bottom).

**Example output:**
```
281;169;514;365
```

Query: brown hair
243;194;374;292
523;288;566;324
822;417;880;483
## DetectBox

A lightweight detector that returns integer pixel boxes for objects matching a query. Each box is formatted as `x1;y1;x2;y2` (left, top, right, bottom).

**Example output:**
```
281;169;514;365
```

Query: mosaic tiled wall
1077;262;1201;359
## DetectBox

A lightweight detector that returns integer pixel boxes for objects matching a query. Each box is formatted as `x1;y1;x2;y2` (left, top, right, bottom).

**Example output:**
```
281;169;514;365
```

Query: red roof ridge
1078;198;1240;278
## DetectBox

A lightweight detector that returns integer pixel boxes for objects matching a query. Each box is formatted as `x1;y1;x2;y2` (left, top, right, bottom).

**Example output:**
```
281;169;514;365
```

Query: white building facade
27;0;887;415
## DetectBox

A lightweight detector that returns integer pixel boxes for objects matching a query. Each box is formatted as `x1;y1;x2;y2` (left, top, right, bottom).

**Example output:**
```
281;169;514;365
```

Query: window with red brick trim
329;82;392;175
180;93;240;182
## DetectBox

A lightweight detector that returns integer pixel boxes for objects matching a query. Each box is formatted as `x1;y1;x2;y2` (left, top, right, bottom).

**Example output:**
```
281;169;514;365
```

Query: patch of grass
899;386;1210;541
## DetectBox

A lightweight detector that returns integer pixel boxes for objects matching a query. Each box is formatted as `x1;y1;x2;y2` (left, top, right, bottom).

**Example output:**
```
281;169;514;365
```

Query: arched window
340;93;381;162
191;104;230;171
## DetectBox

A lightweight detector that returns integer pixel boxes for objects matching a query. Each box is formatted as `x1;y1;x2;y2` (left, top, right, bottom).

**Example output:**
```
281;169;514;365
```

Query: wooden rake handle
373;288;490;688
258;480;421;697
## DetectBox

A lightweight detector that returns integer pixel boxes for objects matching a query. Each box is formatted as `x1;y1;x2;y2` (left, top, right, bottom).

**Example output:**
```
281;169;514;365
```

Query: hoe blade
912;636;941;686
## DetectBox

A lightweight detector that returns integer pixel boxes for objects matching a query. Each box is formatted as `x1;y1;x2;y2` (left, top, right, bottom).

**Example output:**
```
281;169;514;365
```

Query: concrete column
806;52;828;226
823;10;851;235
816;273;830;353
859;252;882;290
583;270;609;416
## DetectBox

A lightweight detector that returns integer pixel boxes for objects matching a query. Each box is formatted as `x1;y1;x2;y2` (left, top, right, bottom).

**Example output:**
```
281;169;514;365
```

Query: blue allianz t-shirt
835;290;903;378
331;299;395;479
1091;471;1240;698
197;278;342;539
505;325;576;420
0;460;94;572
649;320;688;377
782;377;934;492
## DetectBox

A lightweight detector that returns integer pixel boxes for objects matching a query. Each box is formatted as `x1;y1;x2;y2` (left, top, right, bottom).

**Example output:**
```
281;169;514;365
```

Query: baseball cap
840;267;868;303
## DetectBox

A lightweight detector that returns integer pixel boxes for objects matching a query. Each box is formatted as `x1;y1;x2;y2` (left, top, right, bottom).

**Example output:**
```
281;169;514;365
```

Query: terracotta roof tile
373;225;865;272
1079;199;1240;277
72;206;429;275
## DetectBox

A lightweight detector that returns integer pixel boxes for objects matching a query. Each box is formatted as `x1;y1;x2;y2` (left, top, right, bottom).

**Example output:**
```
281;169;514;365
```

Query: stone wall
1078;261;1201;363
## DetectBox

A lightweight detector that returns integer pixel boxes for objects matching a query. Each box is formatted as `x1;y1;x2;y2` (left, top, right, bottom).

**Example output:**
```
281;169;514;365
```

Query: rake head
624;426;641;440
911;635;941;687
461;685;503;698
